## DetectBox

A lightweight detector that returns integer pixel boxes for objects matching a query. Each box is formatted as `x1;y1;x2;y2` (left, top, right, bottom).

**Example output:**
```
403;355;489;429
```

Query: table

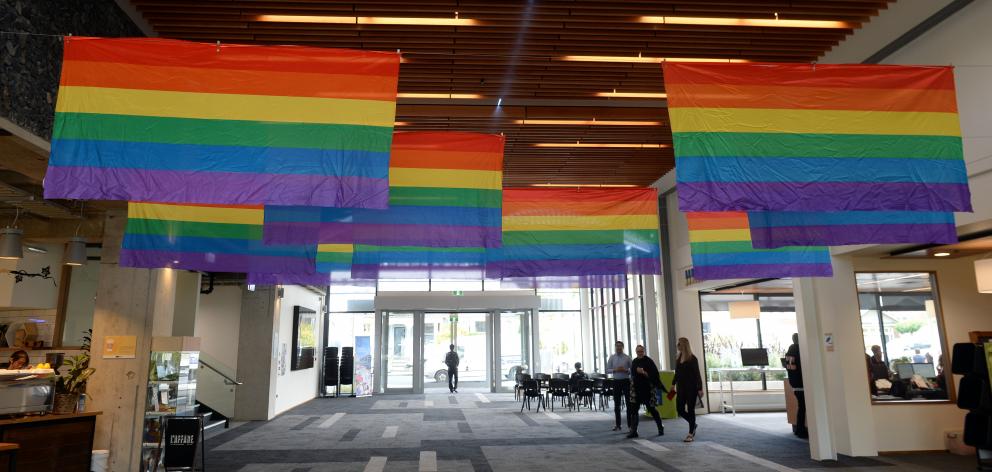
708;367;786;415
0;412;100;472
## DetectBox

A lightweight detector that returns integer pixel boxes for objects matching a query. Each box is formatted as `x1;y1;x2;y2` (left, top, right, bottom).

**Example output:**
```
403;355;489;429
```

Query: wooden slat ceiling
128;0;892;186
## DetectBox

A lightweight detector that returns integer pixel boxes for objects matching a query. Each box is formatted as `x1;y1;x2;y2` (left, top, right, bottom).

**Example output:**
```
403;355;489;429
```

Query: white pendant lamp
976;259;992;294
63;237;87;266
729;300;761;319
0;227;23;260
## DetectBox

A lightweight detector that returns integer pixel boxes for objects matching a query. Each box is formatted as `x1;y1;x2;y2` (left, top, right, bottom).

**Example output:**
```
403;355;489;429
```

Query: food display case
0;369;55;415
141;336;200;472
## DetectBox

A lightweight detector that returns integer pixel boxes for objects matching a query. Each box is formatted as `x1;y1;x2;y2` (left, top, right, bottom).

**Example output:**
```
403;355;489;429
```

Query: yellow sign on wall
102;335;138;359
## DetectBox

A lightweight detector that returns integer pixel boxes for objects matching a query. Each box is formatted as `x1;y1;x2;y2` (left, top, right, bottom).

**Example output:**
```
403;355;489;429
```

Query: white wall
195;285;242;370
0;242;63;309
273;285;324;416
62;248;100;346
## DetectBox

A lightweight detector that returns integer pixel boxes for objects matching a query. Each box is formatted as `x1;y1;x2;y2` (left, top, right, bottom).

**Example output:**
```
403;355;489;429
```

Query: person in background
912;349;925;363
444;344;459;394
627;345;666;438
606;341;632;432
671;337;703;442
6;350;29;370
785;333;808;439
570;362;587;382
924;352;934;364
868;345;887;395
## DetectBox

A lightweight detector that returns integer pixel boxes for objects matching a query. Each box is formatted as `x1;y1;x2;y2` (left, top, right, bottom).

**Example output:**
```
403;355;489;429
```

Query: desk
0;412;100;472
709;368;786;415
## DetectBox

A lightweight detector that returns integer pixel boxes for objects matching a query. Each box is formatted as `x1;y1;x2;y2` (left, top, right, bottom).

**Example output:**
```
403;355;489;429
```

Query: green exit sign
452;290;464;296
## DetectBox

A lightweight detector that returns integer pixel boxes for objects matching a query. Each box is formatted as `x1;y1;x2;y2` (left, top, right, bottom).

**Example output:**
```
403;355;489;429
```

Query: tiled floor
204;392;973;471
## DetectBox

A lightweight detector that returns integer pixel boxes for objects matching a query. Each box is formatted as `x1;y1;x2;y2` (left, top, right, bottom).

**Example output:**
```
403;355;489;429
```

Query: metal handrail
200;359;243;386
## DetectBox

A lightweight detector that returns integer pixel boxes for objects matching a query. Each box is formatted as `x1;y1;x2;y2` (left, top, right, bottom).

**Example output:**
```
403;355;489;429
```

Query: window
587;277;650;372
856;272;950;402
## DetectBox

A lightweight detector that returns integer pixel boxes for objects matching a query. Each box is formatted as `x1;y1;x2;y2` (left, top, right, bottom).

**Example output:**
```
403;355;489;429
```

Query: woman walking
626;345;666;438
672;337;703;442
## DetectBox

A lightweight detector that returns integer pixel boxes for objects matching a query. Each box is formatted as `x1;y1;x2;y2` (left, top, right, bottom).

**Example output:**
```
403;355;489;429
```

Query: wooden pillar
85;211;195;472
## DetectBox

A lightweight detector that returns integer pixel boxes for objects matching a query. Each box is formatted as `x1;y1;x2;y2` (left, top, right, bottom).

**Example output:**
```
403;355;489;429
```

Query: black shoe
626;432;639;438
612;426;621;431
658;428;664;436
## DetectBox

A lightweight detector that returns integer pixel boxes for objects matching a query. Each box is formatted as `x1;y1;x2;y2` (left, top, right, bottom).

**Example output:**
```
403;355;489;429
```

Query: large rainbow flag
247;244;353;285
486;188;661;279
121;203;315;274
351;245;488;280
665;63;971;212
46;37;399;207
747;211;957;249
264;132;504;247
687;212;832;280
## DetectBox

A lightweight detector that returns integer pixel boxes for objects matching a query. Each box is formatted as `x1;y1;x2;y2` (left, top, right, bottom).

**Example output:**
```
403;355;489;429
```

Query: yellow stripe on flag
128;202;263;225
318;244;354;254
669;107;961;137
688;228;752;243
57;86;397;128
389;168;502;190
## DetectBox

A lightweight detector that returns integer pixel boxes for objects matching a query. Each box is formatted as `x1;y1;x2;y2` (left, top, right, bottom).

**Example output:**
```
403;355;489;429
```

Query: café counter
0;411;100;472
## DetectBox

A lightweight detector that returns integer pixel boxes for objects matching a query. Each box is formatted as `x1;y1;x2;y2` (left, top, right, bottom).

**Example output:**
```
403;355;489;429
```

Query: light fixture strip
561;55;749;64
396;93;484;99
530;184;639;188
255;15;480;26
638;15;853;29
532;143;671;148
596;92;668;99
515;119;662;126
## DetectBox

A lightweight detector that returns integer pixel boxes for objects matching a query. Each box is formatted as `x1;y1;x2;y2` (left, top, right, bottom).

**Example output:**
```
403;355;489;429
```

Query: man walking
445;344;460;393
785;333;808;438
607;341;632;431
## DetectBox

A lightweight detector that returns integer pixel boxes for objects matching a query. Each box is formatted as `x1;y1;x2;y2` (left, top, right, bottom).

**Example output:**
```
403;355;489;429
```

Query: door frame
374;292;540;394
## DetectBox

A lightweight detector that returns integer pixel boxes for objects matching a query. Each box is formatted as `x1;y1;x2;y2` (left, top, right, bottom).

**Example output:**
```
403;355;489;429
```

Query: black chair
600;378;616;411
548;378;572;412
533;373;551;402
574;379;596;411
514;373;532;401
591;378;608;411
520;379;546;412
552;373;569;380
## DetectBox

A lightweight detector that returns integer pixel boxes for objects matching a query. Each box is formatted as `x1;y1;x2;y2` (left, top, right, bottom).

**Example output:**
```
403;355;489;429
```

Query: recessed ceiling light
255;15;480;26
561;55;749;64
533;143;670;148
933;252;951;257
638;15;854;29
25;246;48;254
530;184;639;188
596;91;668;99
514;119;662;126
396;93;484;99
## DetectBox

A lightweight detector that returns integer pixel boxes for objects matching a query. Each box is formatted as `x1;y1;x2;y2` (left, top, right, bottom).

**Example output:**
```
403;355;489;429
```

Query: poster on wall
354;335;373;397
102;335;137;359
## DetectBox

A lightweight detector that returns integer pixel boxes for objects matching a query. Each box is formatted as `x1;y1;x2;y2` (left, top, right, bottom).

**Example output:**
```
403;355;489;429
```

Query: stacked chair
954;342;992;470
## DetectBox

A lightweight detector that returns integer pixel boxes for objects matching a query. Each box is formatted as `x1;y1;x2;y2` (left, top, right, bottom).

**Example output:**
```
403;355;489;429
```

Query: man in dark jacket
627;345;667;438
785;333;808;438
445;344;460;393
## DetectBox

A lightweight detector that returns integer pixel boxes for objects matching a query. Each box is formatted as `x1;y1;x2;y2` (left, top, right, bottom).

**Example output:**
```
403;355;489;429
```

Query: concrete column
794;256;878;459
233;285;279;420
578;288;594;373
86;211;202;472
642;275;662;363
171;271;202;336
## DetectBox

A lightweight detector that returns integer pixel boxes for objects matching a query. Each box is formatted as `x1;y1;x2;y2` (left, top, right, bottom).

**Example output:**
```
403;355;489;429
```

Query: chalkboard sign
163;416;204;470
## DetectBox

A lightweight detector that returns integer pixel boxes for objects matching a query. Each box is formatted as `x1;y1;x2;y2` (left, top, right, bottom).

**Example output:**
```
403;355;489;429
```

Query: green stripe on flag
674;132;963;160
389;187;502;208
690;241;818;254
125;218;261;240
503;229;658;246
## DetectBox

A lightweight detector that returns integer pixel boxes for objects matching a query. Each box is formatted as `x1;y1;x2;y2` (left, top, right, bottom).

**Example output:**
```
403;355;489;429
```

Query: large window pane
856;272;949;402
431;279;483;292
539;311;582;374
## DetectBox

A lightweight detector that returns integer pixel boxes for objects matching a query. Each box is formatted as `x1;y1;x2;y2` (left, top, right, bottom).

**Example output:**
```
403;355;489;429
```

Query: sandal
683;433;694;443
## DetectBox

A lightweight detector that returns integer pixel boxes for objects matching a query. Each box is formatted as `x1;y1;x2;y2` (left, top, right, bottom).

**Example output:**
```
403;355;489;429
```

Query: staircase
195;401;231;434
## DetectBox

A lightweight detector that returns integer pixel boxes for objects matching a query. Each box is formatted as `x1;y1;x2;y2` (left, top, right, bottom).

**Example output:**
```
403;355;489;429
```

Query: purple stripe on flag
44;166;389;208
693;263;833;281
677;181;972;212
120;249;315;274
264;222;502;247
750;224;959;249
486;258;660;278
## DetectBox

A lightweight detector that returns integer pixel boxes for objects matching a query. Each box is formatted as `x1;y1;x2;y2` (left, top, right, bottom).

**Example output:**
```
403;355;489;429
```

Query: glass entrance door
381;312;418;393
493;310;531;393
423;312;490;393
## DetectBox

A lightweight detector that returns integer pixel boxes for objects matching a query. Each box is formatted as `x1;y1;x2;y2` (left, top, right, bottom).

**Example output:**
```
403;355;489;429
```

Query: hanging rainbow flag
247;244;352;285
45;37;399;207
486;188;661;279
121;202;315;274
264;131;504;247
687;212;832;280
351;245;487;280
665;62;971;212
748;211;958;249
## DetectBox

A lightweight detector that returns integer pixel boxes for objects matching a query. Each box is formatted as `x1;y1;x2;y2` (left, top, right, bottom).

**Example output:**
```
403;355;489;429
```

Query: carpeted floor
203;392;973;471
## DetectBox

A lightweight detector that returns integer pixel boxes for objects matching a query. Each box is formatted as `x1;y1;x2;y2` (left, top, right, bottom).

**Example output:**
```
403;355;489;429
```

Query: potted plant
53;330;95;414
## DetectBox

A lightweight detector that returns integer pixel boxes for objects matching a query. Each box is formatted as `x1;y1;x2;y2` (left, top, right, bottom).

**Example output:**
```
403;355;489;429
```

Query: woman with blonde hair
671;337;703;442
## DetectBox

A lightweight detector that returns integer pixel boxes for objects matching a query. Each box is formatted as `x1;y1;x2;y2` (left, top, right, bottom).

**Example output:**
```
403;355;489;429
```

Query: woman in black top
627;345;667;438
672;337;703;442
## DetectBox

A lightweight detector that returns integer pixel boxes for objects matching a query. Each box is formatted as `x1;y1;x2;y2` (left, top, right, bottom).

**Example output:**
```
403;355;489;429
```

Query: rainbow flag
687;212;832;280
748;211;958;249
247;244;352;285
264;131;504;247
486;188;661;279
665;63;971;212
120;202;315;274
351;245;487;280
45;37;399;207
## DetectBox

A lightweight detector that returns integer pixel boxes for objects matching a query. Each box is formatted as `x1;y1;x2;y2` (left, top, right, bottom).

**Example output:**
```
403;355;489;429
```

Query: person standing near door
627;345;666;438
785;333;808;438
607;341;632;432
445;344;460;393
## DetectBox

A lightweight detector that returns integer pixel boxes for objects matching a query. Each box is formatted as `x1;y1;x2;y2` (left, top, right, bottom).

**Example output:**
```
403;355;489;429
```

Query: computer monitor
896;363;914;379
740;348;769;367
912;363;936;378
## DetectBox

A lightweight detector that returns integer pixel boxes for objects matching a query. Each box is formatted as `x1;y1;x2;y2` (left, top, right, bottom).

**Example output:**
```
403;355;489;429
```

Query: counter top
0;411;100;427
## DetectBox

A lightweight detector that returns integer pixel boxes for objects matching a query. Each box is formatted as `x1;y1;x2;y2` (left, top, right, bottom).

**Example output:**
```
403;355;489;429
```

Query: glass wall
537;289;581;374
326;284;376;395
856;272;949;402
587;275;647;374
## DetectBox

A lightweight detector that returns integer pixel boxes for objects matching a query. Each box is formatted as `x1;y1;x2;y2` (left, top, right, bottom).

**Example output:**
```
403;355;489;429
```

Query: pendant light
0;209;23;260
728;300;761;319
976;258;992;294
63;203;87;266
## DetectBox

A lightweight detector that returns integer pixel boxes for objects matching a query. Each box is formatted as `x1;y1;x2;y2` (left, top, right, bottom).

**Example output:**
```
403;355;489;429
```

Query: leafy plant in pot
53;330;95;414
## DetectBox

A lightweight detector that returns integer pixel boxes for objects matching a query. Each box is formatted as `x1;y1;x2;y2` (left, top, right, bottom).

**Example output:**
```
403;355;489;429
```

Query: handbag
695;392;705;409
